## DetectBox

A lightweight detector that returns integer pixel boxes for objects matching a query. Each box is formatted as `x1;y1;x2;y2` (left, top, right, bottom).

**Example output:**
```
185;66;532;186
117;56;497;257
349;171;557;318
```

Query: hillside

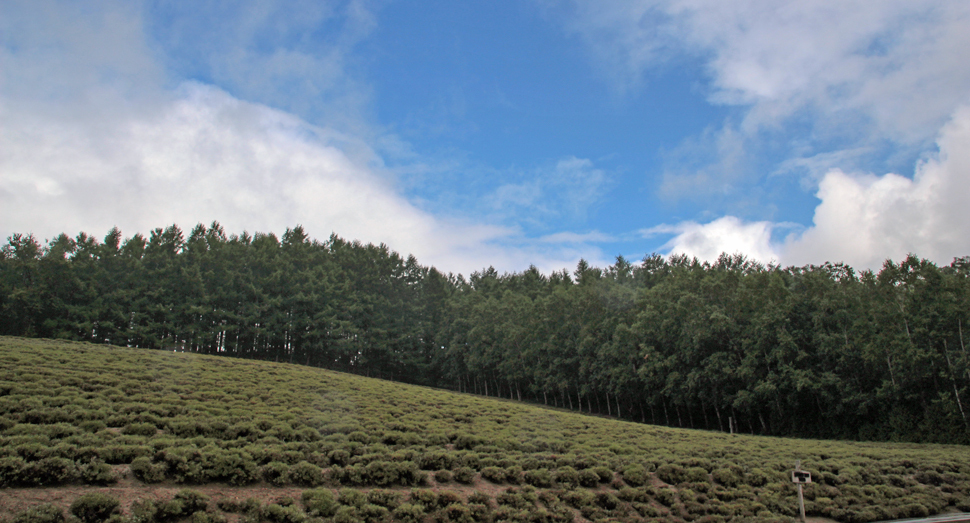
1;336;969;523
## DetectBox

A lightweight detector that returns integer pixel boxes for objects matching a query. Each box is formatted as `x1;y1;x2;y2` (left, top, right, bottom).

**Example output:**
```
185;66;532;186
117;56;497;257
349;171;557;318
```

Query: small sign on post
792;461;811;522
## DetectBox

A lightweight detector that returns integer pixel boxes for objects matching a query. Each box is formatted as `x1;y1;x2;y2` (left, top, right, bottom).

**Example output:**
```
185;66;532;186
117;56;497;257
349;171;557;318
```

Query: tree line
2;222;969;444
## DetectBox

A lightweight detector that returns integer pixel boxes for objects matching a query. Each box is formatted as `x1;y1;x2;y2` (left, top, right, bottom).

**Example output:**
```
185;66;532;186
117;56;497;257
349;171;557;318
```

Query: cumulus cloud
643;216;778;265
782;105;970;268
648;105;970;268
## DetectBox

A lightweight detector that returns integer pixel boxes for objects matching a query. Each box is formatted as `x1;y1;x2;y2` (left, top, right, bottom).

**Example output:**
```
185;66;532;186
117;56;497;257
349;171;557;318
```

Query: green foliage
453;466;476;484
287;461;324;487
69;493;120;523
301;489;338;517
656;463;687;485
621;463;649;487
11;504;64;523
130;456;166;483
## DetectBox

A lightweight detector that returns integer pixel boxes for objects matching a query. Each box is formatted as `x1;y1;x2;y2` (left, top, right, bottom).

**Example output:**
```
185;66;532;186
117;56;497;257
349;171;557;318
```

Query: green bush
712;467;741;487
366;489;403;510
418;451;455;470
288;461;324;487
11;503;64;523
302;489;338;517
174;489;210;514
554;466;580;488
262;461;290;486
391;503;424;523
622;463;649;486
524;468;552;487
434;469;453;483
592;466;613;483
80;460;117;485
130;456;166;483
122;422;158;436
262;504;305;523
686;466;710;483
339;488;367;508
26;457;77;486
0;456;27;486
70;493;120;523
656;463;687;485
453;466;476;484
481;466;506;483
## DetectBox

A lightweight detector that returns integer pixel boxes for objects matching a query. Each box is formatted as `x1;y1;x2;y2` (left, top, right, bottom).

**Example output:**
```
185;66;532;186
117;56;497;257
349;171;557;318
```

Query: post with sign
792;461;812;522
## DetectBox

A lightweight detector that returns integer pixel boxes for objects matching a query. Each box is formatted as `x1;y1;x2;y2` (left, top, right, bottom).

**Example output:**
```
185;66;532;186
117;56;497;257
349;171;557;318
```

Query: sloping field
1;336;969;523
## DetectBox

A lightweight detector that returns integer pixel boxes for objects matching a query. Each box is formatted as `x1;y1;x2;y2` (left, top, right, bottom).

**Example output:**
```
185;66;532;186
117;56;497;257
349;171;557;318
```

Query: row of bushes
0;456;116;487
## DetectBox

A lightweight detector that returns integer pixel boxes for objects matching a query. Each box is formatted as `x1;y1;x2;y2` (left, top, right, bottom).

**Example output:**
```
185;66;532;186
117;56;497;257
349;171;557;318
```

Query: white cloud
556;0;970;144
649;105;970;268
642;216;778;265
782;104;970;268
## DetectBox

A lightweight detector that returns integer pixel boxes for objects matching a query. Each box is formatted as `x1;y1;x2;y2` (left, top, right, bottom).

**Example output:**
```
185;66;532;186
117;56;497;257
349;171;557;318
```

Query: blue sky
2;1;970;274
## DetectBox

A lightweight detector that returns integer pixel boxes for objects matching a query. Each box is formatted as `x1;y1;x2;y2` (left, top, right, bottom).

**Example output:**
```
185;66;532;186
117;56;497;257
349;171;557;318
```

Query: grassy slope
1;336;969;523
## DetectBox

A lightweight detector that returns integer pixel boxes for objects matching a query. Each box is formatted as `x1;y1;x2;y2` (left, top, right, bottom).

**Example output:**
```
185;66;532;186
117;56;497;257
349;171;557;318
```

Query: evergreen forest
2;223;970;445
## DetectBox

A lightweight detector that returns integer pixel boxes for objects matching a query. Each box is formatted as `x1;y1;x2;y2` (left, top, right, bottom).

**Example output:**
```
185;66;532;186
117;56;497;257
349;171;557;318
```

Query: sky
2;0;970;276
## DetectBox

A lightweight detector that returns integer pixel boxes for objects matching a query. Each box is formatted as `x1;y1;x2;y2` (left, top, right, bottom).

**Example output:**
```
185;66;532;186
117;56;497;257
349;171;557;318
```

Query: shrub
524;468;552;487
409;489;437;511
288;461;324;487
745;468;769;487
0;456;28;487
262;504;305;523
174;489;210;514
434;469;453;483
328;449;351;466
497;489;533;510
443;503;471;522
554;466;580;488
122;422;158;436
391;503;424;523
130;456;166;483
11;503;64;523
70;493;120;523
366;489;403;510
686;467;710;483
468;492;492;506
339;488;367;508
656;463;687;485
481;466;506;483
262;461;290;486
419;451;455;471
302;489;338;517
505;465;523;484
712;468;741;487
436;490;464;510
579;467;613;488
622;464;649;486
333;506;361;523
453;466;476;484
26;457;77;486
595;492;620;510
358;504;389;523
80;460;117;485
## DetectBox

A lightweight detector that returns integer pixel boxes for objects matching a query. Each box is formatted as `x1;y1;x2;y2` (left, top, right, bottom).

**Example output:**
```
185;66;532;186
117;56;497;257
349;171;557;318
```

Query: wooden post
796;460;806;523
